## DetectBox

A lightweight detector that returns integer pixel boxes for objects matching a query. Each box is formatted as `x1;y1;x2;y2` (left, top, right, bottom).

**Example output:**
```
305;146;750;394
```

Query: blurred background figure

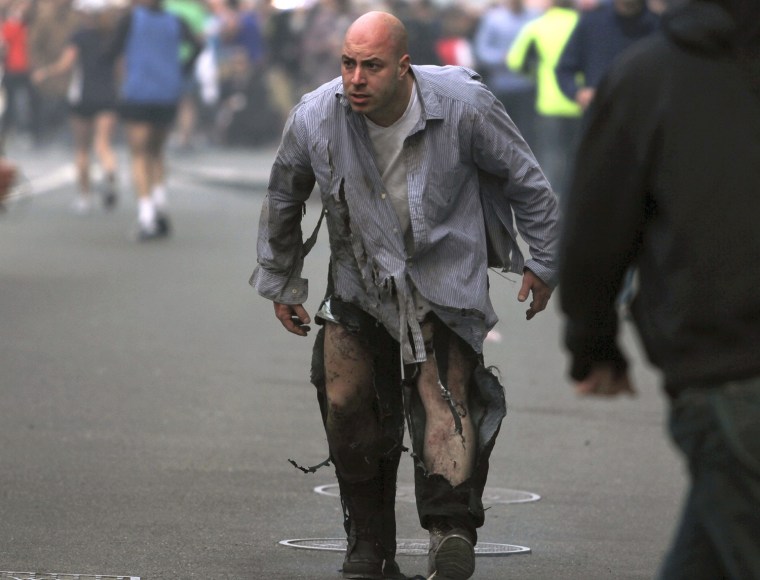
264;0;308;128
0;0;42;152
433;4;477;68
105;0;203;240
299;0;355;91
556;0;660;115
507;0;580;197
165;0;211;152
393;0;442;65
556;0;659;307
473;0;539;146
33;0;120;214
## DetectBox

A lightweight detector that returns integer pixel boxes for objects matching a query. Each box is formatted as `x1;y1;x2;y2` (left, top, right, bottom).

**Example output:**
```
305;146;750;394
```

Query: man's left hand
518;269;553;320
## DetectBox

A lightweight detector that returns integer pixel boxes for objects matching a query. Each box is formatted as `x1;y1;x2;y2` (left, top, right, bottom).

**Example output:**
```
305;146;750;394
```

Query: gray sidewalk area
0;141;688;580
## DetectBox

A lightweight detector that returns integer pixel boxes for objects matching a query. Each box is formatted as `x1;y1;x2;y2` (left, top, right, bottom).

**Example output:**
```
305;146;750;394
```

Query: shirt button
291;289;298;294
380;192;387;199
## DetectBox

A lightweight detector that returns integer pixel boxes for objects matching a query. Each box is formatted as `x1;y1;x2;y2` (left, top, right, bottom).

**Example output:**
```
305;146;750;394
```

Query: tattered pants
309;298;507;559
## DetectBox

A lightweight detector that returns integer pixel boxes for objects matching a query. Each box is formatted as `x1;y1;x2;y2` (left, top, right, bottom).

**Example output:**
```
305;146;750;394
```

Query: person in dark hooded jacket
558;0;760;578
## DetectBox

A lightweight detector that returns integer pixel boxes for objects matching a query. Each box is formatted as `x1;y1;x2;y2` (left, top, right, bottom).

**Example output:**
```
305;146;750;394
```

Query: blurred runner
33;0;120;214
104;0;203;241
0;0;42;151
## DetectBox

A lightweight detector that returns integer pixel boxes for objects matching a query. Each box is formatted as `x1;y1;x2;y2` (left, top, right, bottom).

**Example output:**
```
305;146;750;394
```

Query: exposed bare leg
126;122;152;200
70;116;94;197
93;111;118;179
416;321;476;487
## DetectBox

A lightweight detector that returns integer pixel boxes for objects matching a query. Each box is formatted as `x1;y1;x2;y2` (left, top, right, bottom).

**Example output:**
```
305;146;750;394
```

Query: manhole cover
0;574;140;580
314;484;540;504
279;538;530;556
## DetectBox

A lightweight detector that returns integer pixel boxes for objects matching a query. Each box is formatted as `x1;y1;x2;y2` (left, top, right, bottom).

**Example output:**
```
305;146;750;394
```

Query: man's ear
399;54;411;78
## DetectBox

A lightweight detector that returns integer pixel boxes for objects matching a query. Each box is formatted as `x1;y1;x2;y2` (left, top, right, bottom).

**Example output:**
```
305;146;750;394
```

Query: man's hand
274;302;312;336
518;269;553;320
575;363;636;398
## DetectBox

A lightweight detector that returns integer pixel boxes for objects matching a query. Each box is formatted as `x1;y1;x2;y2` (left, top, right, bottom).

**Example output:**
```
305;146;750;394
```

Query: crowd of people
0;0;668;153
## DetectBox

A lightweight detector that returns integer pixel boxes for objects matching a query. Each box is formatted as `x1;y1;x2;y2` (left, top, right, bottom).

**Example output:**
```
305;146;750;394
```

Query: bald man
251;11;560;579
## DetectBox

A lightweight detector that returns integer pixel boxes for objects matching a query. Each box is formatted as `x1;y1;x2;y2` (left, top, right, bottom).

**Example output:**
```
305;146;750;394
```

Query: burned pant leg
404;320;507;542
310;299;406;577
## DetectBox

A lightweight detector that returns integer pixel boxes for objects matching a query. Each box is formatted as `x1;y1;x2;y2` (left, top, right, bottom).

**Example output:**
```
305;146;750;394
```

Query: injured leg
416;320;476;487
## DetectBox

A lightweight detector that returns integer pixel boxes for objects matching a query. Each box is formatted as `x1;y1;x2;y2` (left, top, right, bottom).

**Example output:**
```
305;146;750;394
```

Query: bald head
345;11;409;61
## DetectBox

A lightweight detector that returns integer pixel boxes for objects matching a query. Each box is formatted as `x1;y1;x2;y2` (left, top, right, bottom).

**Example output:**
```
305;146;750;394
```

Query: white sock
152;184;168;211
138;197;156;228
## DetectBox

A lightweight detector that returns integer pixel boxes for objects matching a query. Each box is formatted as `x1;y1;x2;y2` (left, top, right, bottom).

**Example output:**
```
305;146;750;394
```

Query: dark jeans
533;114;581;198
659;376;760;580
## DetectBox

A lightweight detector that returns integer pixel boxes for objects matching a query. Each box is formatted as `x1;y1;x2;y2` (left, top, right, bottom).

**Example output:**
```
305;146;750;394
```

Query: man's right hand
574;363;636;398
274;302;312;336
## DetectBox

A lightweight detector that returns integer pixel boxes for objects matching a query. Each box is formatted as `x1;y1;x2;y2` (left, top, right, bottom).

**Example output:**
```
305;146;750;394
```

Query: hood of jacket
664;0;760;52
665;0;760;96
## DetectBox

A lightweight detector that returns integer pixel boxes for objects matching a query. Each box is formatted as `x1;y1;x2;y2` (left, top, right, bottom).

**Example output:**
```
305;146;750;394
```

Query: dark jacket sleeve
558;47;659;381
555;20;584;102
178;18;204;76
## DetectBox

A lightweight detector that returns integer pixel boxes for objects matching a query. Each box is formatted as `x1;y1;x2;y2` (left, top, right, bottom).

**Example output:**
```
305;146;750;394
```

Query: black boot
342;479;384;579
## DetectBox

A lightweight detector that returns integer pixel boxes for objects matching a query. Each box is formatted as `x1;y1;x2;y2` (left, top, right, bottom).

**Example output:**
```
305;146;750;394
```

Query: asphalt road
0;142;687;580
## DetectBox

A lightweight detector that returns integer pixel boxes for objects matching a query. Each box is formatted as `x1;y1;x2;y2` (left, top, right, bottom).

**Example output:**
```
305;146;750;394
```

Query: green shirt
164;0;207;60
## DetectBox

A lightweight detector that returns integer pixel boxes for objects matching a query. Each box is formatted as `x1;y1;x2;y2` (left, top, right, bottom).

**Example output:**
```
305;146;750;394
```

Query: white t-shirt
365;81;421;236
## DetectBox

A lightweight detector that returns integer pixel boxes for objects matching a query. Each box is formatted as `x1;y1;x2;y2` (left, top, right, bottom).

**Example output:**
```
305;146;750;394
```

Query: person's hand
575;363;636;398
274;302;311;336
31;68;46;85
576;87;596;110
518;269;553;320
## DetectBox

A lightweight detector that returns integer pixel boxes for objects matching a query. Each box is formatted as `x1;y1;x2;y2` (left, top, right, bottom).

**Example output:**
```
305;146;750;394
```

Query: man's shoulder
413;65;492;108
291;77;345;120
298;77;343;106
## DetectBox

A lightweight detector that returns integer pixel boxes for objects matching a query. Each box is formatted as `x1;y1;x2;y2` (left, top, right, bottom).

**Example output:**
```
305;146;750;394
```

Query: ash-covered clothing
559;0;760;396
251;65;560;363
67;27;118;110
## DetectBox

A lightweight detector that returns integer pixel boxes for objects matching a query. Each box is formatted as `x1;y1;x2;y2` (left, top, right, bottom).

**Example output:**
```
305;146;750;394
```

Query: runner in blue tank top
105;0;203;240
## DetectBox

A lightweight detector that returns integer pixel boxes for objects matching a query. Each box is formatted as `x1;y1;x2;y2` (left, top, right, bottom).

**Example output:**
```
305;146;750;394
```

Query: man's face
341;28;410;127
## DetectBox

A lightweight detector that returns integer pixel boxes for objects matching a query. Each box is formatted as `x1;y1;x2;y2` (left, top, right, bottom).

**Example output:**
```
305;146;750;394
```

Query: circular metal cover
0;574;140;580
279;538;530;556
314;483;540;504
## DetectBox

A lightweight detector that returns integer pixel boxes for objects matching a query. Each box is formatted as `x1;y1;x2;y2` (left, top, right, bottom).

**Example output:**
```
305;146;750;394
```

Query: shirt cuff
524;258;558;289
249;266;308;304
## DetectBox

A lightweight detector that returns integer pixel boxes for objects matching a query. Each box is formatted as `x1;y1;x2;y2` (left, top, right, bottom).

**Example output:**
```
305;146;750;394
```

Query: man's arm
559;54;656;385
473;92;561;318
250;107;316;320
